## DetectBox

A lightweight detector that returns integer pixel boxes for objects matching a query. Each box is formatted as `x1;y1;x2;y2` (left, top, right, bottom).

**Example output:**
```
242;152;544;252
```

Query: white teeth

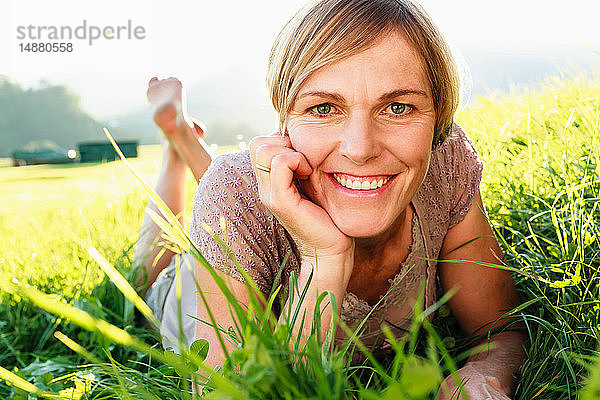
332;173;391;190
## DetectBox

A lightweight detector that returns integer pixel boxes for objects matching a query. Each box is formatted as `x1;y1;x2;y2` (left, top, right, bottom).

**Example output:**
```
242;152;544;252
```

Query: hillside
0;77;135;157
105;65;278;146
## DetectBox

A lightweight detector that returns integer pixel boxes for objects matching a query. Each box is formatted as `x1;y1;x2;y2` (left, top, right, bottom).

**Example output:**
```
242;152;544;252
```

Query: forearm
465;330;528;394
279;251;354;345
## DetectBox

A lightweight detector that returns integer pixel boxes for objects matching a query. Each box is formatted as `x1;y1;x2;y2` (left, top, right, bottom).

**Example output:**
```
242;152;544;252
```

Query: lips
332;172;394;190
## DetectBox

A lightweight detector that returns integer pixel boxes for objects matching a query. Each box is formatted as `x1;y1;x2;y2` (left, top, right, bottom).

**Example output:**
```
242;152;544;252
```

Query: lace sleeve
447;124;484;229
188;152;278;295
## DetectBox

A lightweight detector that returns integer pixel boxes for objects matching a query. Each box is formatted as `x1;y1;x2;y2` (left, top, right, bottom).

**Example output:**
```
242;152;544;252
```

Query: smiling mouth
332;173;394;190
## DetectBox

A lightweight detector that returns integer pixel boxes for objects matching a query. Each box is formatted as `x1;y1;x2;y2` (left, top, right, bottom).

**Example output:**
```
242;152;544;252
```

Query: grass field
1;145;163;298
1;70;599;399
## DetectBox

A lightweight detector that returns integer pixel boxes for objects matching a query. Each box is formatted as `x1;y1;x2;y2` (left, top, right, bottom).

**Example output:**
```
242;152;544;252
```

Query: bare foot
147;77;212;182
147;77;204;142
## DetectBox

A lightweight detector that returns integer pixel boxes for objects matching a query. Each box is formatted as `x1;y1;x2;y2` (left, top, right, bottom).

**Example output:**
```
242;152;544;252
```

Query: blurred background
1;0;599;159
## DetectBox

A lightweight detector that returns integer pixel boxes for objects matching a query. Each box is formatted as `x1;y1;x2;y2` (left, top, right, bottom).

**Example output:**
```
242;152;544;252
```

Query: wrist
466;331;527;394
300;247;354;268
300;241;355;263
300;248;355;288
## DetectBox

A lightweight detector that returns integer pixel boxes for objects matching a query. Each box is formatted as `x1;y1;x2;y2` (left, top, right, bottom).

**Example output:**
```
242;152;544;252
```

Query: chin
332;214;393;239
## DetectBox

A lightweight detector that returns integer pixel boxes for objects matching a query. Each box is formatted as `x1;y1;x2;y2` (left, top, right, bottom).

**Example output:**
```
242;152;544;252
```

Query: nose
338;113;379;165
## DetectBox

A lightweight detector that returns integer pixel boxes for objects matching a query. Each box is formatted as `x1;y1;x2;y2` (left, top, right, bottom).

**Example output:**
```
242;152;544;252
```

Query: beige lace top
336;214;425;349
189;124;483;350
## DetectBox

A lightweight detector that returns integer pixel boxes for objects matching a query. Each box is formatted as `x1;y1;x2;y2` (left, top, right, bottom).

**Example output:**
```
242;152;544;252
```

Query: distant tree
0;77;104;157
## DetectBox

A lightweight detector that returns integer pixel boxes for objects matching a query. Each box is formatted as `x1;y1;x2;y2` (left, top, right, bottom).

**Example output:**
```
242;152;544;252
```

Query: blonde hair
266;0;460;146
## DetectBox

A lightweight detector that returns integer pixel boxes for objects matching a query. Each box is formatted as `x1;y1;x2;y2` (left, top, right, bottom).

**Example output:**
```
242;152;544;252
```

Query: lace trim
339;213;426;331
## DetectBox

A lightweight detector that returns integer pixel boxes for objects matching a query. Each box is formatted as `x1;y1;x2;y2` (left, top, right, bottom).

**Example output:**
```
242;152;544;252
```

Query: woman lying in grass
135;0;527;398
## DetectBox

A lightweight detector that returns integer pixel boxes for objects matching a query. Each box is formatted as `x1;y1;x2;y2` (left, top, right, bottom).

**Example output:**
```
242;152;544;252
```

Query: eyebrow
295;89;429;104
378;89;429;102
295;91;345;104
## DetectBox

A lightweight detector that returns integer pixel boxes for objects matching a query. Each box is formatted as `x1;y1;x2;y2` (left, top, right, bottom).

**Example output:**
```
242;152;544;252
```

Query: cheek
382;137;432;180
286;120;335;168
385;128;432;163
404;124;434;162
410;139;432;165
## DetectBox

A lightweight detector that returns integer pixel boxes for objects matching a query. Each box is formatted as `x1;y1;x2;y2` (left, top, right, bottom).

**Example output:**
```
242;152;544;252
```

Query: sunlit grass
1;70;599;398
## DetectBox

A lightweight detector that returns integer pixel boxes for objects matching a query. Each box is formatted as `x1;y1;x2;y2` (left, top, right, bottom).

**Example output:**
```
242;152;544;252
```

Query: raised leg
134;77;212;293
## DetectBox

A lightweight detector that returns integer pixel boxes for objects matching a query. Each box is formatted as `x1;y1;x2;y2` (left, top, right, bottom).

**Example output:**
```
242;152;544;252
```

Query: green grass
0;145;163;298
0;70;599;399
457;69;600;399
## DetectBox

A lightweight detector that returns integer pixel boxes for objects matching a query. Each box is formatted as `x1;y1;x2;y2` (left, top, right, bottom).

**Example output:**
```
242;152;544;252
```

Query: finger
250;134;292;151
252;145;297;196
269;152;313;207
484;376;504;392
253;144;295;168
249;134;293;162
148;76;158;86
482;383;509;399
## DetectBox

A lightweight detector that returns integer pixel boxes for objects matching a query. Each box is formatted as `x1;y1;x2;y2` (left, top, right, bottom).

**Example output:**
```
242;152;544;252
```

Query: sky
1;0;599;119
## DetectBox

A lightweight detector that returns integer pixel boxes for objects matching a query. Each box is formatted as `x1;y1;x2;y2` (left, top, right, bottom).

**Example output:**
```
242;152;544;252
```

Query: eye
381;102;412;119
312;103;332;115
390;102;407;115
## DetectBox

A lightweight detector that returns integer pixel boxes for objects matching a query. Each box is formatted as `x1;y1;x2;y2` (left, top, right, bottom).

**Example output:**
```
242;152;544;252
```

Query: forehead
297;30;430;98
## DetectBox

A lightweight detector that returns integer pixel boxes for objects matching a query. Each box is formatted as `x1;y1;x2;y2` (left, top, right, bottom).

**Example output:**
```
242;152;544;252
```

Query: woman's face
286;30;435;240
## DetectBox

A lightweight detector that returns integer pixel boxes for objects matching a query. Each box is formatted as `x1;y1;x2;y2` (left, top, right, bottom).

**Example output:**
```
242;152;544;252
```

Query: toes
192;120;205;139
148;76;158;85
